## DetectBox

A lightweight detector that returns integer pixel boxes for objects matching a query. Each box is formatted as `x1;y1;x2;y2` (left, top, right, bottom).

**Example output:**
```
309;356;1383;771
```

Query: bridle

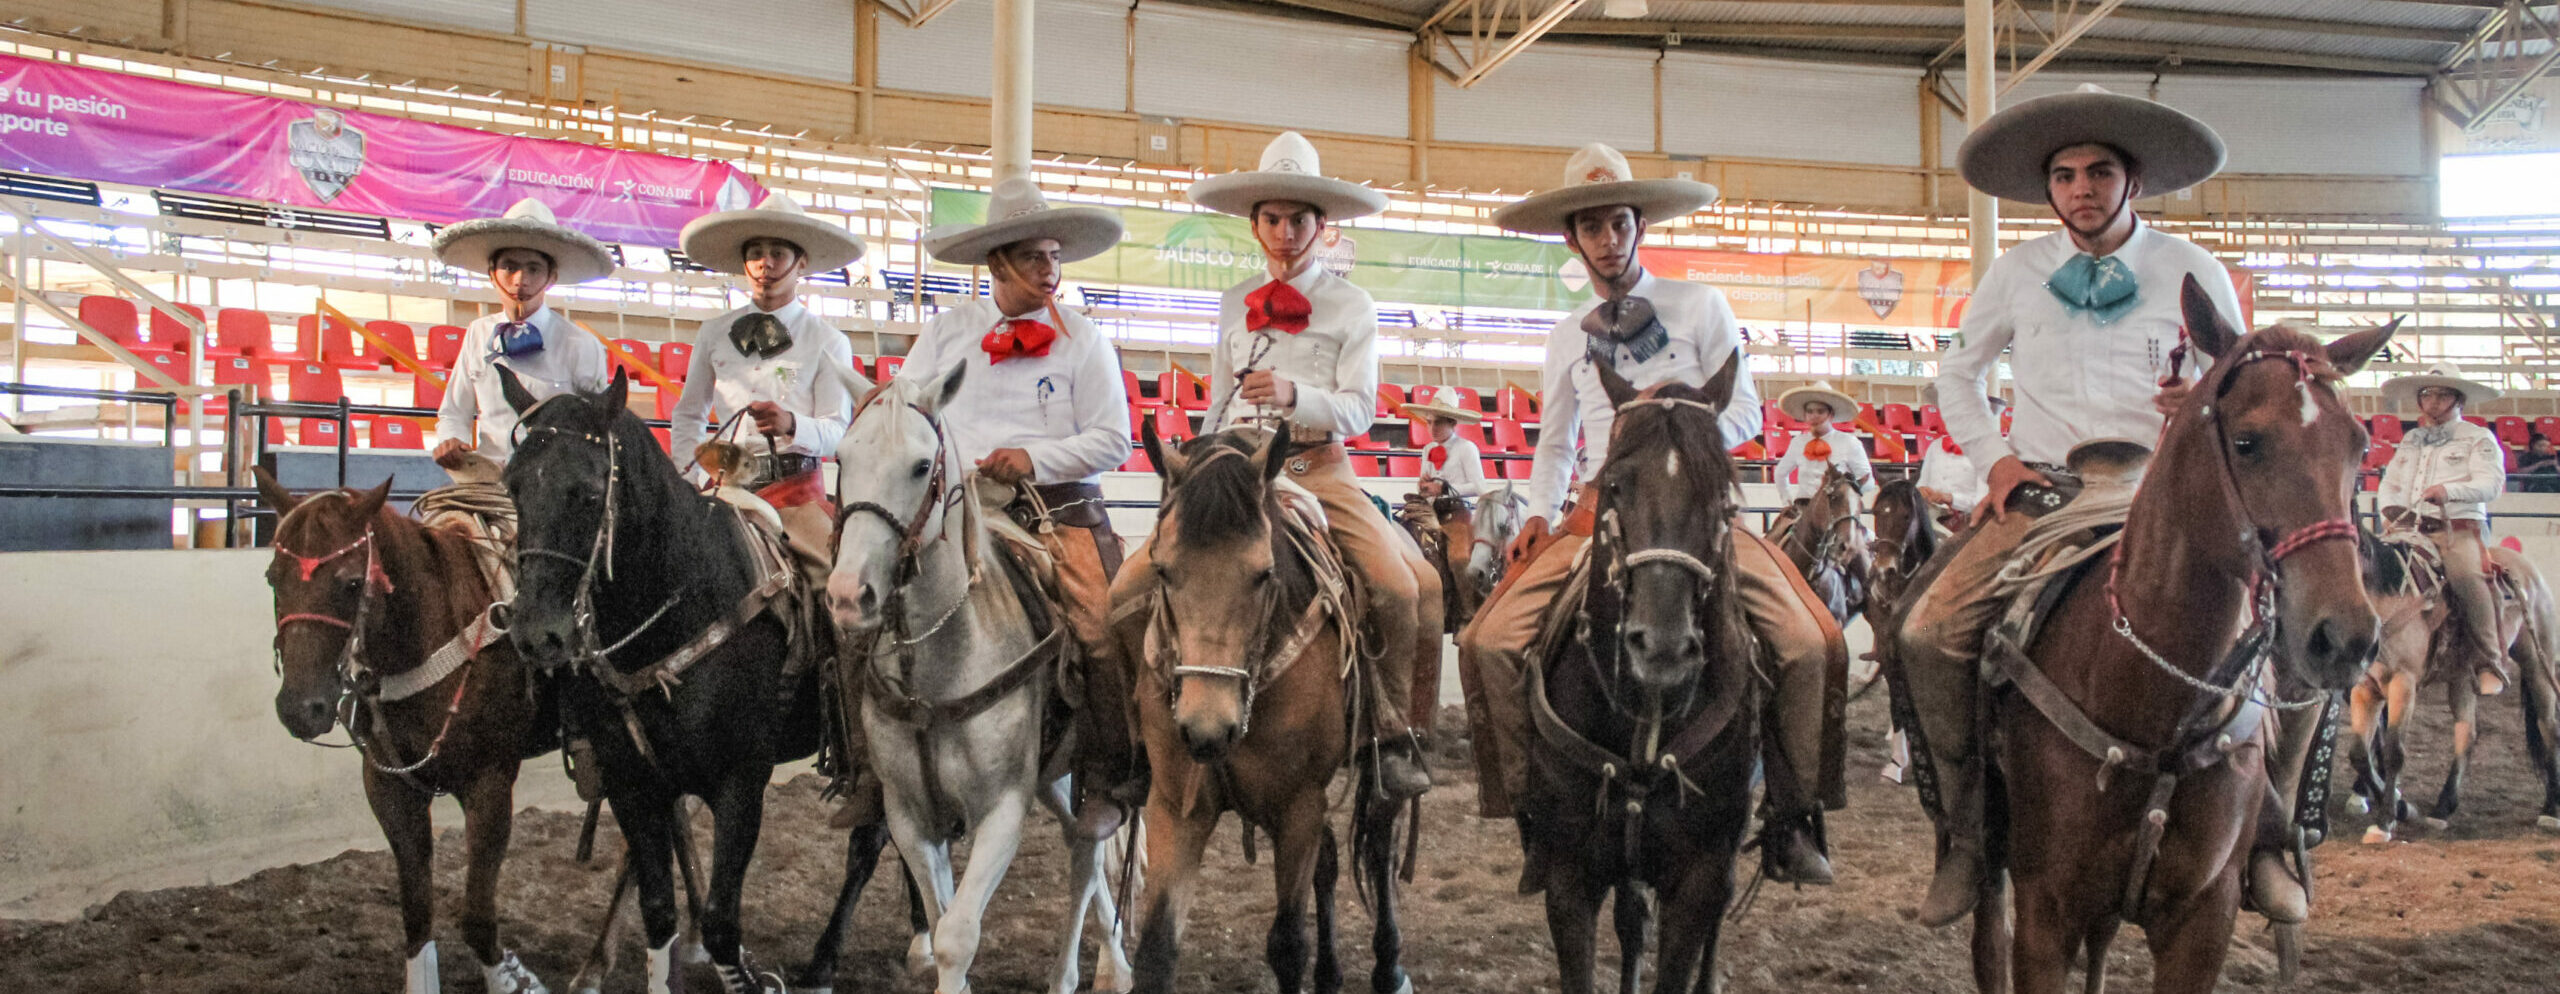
1592;395;1742;702
511;408;678;671
1147;446;1347;739
832;384;976;648
271;493;475;782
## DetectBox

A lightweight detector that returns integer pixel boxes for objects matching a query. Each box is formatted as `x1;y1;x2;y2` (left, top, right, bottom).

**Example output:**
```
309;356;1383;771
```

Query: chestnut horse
1122;423;1410;994
256;472;552;994
1522;357;1759;994
1775;464;1871;628
1970;281;2393;994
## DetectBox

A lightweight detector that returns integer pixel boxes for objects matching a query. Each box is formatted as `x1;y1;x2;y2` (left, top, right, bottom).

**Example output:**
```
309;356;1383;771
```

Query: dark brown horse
256;471;552;994
1522;356;1759;994
1124;424;1409;994
1970;283;2394;994
1867;477;1938;637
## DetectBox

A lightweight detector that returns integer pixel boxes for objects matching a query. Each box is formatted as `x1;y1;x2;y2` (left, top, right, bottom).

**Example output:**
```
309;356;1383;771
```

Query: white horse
1464;482;1528;602
827;366;1132;994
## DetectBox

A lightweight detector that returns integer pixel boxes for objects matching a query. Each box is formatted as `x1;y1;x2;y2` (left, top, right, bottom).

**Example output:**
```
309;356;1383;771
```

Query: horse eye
911;459;932;479
2232;434;2262;459
1254;568;1274;587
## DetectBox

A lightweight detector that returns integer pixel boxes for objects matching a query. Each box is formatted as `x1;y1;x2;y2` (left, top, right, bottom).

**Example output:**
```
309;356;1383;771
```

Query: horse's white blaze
405;940;439;994
1665;448;1680;479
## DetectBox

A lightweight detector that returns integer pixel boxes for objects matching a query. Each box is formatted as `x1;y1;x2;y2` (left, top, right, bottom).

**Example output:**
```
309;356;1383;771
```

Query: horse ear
250;466;300;515
605;366;629;412
1261;430;1291;482
2325;318;2400;377
496;364;538;415
925;362;967;416
1595;358;1639;410
350;477;393;521
2180;274;2242;361
1141;410;1176;481
1700;348;1741;410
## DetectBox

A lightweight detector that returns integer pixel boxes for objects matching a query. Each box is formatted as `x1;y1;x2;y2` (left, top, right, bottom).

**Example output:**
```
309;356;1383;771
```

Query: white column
1965;0;1999;284
991;0;1035;181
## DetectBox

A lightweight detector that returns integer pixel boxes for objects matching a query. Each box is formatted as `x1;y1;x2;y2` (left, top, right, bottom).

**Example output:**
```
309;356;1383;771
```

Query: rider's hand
431;438;471;469
1510;516;1552;566
1918;486;1952;508
1417;477;1447;497
977;448;1035;485
1973;455;2053;527
2422;484;2450;504
746;400;796;438
2152;381;2194;417
1241;370;1297;411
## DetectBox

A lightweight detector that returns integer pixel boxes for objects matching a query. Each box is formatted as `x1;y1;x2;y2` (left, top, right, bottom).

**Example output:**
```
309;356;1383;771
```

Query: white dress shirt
432;306;611;461
1935;223;2242;469
1524;271;1764;523
2377;418;2506;524
1916;435;1987;515
670;299;856;460
897;298;1133;484
1200;263;1379;437
1775;426;1879;502
1420;433;1488;498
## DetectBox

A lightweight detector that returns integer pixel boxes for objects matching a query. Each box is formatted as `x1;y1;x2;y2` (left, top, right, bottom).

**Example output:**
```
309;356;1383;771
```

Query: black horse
1521;357;1762;994
499;368;828;993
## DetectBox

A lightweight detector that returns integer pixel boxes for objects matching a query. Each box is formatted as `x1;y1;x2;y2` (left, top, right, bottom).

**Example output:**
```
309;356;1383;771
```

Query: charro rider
2375;361;2512;696
1109;131;1443;801
1915;384;2003;527
1772;380;1880;510
906;175;1136;823
429;197;615;470
672;191;865;572
1406;385;1489;503
1458;142;1848;886
1896;84;2287;927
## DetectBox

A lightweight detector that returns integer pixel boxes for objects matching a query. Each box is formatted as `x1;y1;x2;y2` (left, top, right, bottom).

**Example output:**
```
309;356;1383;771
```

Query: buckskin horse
1123;422;1411;994
1520;356;1760;994
1964;280;2394;994
2347;528;2560;841
500;368;824;994
257;471;551;994
1774;463;1871;628
827;366;1133;994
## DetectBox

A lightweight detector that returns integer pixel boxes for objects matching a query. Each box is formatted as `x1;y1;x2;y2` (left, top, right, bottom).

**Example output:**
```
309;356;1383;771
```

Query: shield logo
286;110;368;202
1856;262;1905;320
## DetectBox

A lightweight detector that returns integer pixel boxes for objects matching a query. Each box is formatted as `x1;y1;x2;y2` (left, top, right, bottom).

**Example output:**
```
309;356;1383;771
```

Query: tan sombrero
1958;84;2225;204
431;198;617;284
1492;143;1718;236
2383;360;2501;408
1399;384;1482;423
1188;131;1389;221
680;191;867;275
1779;381;1857;424
923;176;1124;266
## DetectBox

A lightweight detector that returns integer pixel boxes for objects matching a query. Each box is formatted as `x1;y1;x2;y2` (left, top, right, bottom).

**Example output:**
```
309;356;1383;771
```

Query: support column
1964;0;1999;283
1919;73;1942;213
991;0;1035;181
855;0;879;141
1409;40;1435;186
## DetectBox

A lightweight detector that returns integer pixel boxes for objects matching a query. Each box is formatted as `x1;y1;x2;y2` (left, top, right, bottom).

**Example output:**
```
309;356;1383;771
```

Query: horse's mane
2359;527;2415;596
1169;432;1270;547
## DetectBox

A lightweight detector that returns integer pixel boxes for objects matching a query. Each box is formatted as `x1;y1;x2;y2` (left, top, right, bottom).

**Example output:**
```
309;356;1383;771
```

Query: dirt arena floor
7;684;2559;993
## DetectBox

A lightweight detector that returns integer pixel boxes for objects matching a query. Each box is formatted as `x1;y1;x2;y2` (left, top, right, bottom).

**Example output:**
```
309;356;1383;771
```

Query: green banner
929;187;1586;312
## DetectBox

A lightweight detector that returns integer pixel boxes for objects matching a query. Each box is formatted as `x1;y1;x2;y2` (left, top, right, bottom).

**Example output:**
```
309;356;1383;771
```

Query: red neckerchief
1427;444;1449;469
981;318;1058;363
1244;279;1313;334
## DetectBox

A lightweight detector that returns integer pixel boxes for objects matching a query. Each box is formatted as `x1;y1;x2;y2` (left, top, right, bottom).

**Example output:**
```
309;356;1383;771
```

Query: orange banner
1638;249;1974;330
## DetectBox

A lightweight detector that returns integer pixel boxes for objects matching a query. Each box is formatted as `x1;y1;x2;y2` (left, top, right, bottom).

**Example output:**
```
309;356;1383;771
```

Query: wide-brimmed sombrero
1399;384;1483;423
1492;142;1718;236
680;191;867;275
2383;360;2501;408
1779;381;1857;424
431;198;617;284
1958;84;2225;204
923;176;1124;266
1188;131;1389;221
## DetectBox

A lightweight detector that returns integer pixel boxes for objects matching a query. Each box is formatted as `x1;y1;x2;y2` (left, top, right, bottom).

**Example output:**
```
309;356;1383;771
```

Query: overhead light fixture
1603;0;1647;18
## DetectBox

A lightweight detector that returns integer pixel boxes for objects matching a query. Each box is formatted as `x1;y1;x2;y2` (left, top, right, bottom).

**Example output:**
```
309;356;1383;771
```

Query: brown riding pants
2429;524;2509;683
1896;508;2038;802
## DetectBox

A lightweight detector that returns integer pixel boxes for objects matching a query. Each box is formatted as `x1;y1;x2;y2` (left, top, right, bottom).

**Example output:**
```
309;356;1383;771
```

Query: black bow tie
1582;296;1669;367
730;312;793;360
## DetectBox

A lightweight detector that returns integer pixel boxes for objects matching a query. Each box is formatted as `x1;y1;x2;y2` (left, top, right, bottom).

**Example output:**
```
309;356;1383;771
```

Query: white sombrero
1958;84;2226;204
680;191;867;275
431;198;617;284
1492;143;1718;236
1399;384;1483;423
2383;360;2501;408
1187;132;1389;221
922;176;1124;266
1779;381;1858;424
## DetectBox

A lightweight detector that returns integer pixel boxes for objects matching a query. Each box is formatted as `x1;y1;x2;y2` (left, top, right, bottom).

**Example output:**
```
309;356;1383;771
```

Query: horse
1774;464;1870;628
1963;281;2395;994
499;367;824;994
1521;356;1760;994
1398;481;1523;633
1867;477;1939;636
1464;482;1529;621
825;366;1133;994
1123;422;1410;994
255;471;552;994
2346;528;2560;841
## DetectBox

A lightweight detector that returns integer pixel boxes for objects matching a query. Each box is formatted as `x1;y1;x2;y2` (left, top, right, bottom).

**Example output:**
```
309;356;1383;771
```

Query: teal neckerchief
2044;253;2141;324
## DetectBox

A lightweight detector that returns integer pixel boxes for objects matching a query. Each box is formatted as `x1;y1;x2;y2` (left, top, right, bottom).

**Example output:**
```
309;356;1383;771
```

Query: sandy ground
6;680;2559;993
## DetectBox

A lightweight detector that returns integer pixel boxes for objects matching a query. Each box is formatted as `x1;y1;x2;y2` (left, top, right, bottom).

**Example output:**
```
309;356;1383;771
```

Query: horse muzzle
2283;596;2380;691
274;687;337;740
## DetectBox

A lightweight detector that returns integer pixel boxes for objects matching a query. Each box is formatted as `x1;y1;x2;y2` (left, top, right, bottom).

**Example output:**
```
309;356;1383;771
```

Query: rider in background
1772;381;1879;509
428;198;615;468
1406;385;1489;502
2375;362;2511;696
1915;385;2003;526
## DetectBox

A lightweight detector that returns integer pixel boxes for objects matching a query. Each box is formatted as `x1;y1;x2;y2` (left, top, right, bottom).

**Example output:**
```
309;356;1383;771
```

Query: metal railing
0;382;179;447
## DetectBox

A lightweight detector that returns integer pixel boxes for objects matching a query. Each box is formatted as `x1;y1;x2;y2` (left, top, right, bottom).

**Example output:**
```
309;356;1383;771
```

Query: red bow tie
1940;437;1963;457
981;319;1058;363
1427;444;1449;469
1244;280;1312;334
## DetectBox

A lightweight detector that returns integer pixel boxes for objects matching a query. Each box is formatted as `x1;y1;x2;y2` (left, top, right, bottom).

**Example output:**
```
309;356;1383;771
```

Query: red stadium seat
2463;415;2489;430
425;325;468;370
365;321;418;370
1458;423;1489;449
1126;401;1148;436
1882;403;1919;437
280;316;328;363
1446;386;1485;415
1131;369;1164;404
148;303;207;355
1731;440;1767;460
1121;449;1154;473
286;362;344;404
875;356;906;381
138;351;190;386
659;341;694;381
653;386;683;421
1347;431;1388;451
211;355;268;391
1495;386;1538;421
1406;419;1431;448
1149;407;1194;444
1376;383;1407;418
612;338;655;374
2360;440;2393;491
212;308;274;358
1387;455;1421;477
2495;416;2531;450
1764;427;1792;462
1165;371;1207;410
1919;405;1946;436
1122;370;1143;404
1487;418;1530;453
2538;417;2560;445
308;315;362;369
1349;454;1381;477
78;296;145;352
367;416;424;450
1504;458;1536;480
298;417;344;447
2370;414;2403;444
412;371;445;410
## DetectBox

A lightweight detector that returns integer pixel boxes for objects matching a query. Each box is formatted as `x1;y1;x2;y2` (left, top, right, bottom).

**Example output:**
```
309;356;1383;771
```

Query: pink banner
0;54;760;248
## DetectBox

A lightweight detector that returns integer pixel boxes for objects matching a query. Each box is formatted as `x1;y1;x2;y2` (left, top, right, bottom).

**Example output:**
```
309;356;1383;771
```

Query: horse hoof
2423;816;2451;832
2348;795;2369;815
1389;976;1415;994
2538;814;2560;833
2362;825;2392;845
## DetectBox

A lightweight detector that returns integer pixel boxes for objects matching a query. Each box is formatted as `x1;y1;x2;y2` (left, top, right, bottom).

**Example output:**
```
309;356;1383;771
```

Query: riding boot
1515;812;1550;895
1918;753;1988;927
1759;809;1834;885
2247;708;2317;924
